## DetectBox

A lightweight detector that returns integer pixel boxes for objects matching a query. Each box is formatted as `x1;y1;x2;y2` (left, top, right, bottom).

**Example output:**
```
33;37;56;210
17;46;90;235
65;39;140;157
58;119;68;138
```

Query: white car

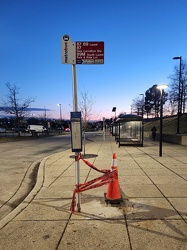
27;125;47;133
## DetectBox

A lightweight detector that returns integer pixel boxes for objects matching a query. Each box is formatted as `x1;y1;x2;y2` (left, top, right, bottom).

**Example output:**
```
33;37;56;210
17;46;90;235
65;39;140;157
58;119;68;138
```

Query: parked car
27;125;47;133
65;127;70;132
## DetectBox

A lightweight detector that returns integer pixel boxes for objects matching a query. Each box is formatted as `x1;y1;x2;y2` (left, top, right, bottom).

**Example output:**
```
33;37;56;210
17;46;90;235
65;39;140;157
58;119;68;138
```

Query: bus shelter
115;114;143;147
111;122;118;136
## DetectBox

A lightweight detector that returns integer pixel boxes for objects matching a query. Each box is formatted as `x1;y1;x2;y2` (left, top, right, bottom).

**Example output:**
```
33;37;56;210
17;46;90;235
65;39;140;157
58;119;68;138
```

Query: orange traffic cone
105;153;123;204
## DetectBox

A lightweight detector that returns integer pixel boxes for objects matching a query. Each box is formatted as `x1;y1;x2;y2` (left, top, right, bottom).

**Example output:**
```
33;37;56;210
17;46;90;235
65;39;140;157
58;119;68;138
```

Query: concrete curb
0;157;48;230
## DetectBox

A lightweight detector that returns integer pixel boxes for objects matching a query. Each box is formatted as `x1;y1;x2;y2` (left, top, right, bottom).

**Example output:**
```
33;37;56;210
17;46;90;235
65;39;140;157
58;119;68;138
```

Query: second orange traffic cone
105;153;122;202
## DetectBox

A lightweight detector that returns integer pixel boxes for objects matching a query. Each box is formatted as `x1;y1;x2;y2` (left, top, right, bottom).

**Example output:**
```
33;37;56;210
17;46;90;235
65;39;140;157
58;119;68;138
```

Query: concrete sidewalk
0;134;187;250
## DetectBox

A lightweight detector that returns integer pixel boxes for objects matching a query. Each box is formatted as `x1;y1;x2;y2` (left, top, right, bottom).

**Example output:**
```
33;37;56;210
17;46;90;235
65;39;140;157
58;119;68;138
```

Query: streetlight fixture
57;104;62;120
156;84;168;157
112;107;116;120
173;56;182;134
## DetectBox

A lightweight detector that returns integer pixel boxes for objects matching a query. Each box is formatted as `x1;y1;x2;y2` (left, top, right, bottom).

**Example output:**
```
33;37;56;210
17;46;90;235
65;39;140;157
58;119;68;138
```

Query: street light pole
112;107;117;136
57;104;62;134
112;107;116;119
156;85;168;157
140;94;144;119
58;104;62;120
159;89;163;157
173;56;182;134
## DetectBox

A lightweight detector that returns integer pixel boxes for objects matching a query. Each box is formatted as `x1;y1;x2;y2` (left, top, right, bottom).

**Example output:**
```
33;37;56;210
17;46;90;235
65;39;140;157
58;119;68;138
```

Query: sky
1;0;187;120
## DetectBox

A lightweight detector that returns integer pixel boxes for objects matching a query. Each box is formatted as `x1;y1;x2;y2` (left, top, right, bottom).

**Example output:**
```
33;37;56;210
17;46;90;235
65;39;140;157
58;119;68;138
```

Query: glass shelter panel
112;114;143;146
120;121;141;141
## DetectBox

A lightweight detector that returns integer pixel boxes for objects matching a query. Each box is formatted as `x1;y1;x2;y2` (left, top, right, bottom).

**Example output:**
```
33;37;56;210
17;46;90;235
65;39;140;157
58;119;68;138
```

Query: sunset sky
1;0;187;120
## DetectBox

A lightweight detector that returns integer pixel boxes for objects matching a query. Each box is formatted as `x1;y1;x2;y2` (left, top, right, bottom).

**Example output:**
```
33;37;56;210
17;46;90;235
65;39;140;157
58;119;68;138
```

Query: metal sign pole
103;117;105;141
72;64;81;212
61;35;104;213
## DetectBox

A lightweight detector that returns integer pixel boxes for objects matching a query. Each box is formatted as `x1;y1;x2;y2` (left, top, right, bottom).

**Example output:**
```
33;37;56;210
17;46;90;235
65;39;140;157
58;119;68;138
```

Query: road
0;134;72;220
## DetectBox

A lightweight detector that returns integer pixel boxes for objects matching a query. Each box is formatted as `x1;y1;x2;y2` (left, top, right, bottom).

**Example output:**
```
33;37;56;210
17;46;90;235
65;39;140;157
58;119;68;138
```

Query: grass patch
0;131;67;143
144;113;187;134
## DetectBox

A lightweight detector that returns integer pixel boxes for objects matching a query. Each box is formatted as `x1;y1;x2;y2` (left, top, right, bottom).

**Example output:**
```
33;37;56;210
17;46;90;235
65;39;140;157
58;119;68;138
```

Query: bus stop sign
70;112;82;152
76;42;104;64
61;35;104;65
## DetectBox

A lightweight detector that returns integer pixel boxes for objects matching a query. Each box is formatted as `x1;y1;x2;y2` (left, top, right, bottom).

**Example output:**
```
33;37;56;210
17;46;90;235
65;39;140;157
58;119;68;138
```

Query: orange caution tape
70;153;117;213
79;153;110;173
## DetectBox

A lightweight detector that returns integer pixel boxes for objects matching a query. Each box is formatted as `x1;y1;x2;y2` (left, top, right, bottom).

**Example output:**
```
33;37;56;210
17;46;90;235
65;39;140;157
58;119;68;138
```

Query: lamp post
156;84;168;157
140;94;144;118
57;104;62;134
112;107;116;120
112;107;117;136
58;104;62;121
173;56;182;134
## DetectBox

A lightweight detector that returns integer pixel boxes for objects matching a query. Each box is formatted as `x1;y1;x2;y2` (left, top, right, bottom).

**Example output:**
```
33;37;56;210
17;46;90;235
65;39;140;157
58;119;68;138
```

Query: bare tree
168;60;187;114
2;82;35;136
131;96;144;116
79;90;95;155
145;84;168;119
79;90;95;131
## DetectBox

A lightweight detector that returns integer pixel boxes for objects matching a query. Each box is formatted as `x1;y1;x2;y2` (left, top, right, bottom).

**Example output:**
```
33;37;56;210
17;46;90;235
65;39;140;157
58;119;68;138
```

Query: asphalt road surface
0;134;72;220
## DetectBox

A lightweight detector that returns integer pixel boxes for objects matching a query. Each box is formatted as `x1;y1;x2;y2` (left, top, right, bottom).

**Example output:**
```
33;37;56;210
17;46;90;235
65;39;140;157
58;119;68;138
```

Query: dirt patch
69;154;98;159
